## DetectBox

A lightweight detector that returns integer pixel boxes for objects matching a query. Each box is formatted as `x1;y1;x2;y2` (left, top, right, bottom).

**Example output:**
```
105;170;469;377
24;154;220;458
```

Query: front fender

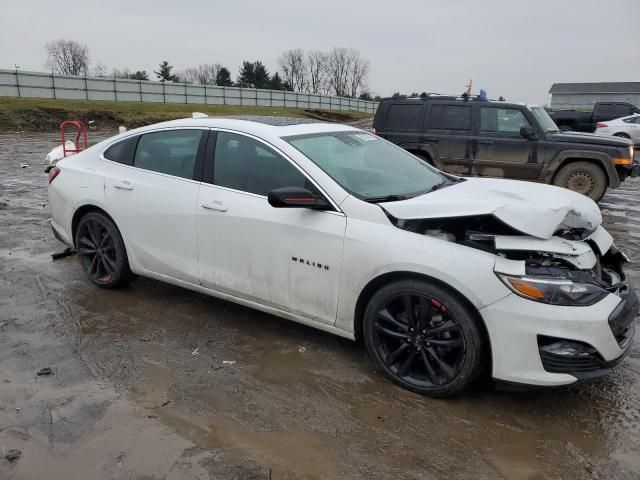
541;150;619;188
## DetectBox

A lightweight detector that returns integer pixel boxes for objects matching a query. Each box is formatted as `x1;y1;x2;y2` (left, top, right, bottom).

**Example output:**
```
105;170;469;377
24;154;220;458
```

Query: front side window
615;104;634;117
133;129;203;179
481;108;531;133
213;132;308;196
285;131;446;201
427;105;472;131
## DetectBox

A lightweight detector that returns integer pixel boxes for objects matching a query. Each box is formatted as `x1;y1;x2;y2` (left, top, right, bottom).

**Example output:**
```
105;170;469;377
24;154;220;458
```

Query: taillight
48;166;61;184
596;122;608;128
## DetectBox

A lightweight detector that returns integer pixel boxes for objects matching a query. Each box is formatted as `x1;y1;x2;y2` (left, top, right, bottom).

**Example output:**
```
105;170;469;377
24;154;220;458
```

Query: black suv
373;95;640;201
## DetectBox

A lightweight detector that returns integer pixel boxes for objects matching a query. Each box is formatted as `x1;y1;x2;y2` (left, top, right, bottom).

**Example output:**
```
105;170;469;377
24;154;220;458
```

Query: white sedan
48;116;638;396
595;114;640;144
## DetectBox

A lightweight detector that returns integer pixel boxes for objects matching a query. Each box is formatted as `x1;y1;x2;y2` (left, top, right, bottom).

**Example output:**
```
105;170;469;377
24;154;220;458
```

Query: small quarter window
104;136;138;165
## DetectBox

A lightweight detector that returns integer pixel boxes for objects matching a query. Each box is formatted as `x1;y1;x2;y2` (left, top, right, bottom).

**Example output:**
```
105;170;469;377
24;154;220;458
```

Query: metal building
549;82;640;110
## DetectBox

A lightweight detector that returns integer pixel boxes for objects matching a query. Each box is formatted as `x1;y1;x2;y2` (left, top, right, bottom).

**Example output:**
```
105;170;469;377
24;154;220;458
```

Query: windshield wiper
364;194;410;204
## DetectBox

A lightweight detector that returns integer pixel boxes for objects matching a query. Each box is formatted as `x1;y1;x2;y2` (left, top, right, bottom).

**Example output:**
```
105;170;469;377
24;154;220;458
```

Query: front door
472;106;540;180
196;130;346;325
104;128;207;284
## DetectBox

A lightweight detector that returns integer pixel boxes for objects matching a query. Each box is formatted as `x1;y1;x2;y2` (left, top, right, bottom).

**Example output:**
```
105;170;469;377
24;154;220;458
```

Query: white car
48;117;638;396
595;114;640;144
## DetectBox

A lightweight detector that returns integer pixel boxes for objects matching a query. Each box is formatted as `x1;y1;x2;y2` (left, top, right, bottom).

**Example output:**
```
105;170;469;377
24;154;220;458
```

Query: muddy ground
1;131;639;480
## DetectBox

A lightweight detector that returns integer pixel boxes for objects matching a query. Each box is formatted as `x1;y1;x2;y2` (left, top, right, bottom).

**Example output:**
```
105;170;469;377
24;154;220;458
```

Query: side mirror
267;187;330;210
520;125;536;139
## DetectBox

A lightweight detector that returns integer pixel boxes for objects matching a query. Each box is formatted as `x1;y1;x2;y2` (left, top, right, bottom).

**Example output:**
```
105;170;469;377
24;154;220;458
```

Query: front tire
552;161;607;202
363;280;485;397
75;212;134;289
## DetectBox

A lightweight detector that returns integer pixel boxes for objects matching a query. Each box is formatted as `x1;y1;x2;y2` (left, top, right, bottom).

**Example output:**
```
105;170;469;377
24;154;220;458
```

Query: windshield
529;106;559;133
284;131;447;201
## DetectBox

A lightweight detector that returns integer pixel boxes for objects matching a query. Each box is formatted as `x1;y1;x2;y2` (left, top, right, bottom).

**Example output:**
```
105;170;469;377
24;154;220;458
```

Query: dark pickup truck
549;102;640;132
373;95;639;201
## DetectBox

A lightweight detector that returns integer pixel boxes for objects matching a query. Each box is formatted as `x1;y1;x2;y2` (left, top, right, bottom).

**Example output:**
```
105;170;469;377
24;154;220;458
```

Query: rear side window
133;129;203;180
480;108;530;133
104;136;138;165
386;104;422;131
426;105;472;131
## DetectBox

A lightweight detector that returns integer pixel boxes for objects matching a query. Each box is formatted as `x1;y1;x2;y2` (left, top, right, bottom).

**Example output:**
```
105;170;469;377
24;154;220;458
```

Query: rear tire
363;279;485;397
553;161;607;202
75;212;134;289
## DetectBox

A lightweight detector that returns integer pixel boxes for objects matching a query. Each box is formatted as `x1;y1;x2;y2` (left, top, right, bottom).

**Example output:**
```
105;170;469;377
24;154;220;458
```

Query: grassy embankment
0;97;372;132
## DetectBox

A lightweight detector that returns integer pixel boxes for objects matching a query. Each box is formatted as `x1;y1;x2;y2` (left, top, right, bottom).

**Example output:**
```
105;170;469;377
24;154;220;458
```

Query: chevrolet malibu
48;117;639;397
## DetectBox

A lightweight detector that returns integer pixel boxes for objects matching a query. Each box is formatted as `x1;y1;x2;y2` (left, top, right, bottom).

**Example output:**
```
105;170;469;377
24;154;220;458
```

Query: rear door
103;128;207;284
422;102;474;174
472;106;540;180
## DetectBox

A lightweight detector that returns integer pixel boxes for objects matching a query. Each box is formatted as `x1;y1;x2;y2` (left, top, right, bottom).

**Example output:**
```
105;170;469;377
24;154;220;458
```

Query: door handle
477;140;494;145
201;200;228;212
113;180;134;190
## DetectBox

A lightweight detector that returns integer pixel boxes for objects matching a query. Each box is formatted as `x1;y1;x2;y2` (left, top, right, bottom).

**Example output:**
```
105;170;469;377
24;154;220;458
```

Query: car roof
121;116;359;138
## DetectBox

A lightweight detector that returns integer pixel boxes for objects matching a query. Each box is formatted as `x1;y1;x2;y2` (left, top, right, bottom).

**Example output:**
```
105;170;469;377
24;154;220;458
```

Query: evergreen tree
237;61;270;89
215;67;233;86
270;72;284;90
154;61;176;82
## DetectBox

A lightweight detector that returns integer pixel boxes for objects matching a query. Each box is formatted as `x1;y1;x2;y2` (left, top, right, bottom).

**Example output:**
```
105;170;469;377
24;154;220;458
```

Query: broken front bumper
480;287;638;387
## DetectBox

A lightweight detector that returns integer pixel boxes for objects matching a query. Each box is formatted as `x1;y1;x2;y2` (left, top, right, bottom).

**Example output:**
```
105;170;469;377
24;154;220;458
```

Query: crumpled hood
381;178;602;239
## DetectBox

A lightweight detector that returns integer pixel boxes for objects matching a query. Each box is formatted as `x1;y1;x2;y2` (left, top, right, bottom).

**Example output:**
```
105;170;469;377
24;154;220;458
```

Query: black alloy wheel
75;212;133;288
363;280;485;397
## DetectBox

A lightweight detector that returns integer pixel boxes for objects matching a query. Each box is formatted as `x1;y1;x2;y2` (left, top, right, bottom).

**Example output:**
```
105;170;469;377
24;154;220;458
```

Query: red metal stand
60;121;89;157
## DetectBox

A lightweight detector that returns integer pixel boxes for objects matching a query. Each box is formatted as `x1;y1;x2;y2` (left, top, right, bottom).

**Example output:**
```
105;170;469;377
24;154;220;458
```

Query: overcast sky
1;0;638;104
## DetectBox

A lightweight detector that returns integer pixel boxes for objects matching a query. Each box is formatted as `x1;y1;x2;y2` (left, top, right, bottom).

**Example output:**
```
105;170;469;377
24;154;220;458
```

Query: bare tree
45;39;90;75
325;47;352;97
324;47;370;97
278;49;306;92
93;62;108;77
347;50;369;98
306;50;327;95
178;64;222;85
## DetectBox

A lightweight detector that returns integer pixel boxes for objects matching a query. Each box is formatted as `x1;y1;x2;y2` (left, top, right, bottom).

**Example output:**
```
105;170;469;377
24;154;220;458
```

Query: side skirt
139;269;357;341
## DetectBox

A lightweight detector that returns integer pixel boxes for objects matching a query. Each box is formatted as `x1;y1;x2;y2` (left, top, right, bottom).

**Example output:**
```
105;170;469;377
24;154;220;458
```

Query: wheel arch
541;150;619;188
353;271;492;364
71;204;121;248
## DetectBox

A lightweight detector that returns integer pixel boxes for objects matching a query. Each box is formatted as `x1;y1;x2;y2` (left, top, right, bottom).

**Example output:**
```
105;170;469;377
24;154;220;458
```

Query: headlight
496;274;609;306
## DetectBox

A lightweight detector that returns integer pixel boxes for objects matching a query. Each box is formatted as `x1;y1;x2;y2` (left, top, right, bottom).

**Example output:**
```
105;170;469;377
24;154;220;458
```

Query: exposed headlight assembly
497;274;609;306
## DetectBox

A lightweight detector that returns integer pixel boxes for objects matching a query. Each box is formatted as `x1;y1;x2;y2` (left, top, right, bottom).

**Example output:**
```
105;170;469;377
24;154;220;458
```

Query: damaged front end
387;212;638;354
